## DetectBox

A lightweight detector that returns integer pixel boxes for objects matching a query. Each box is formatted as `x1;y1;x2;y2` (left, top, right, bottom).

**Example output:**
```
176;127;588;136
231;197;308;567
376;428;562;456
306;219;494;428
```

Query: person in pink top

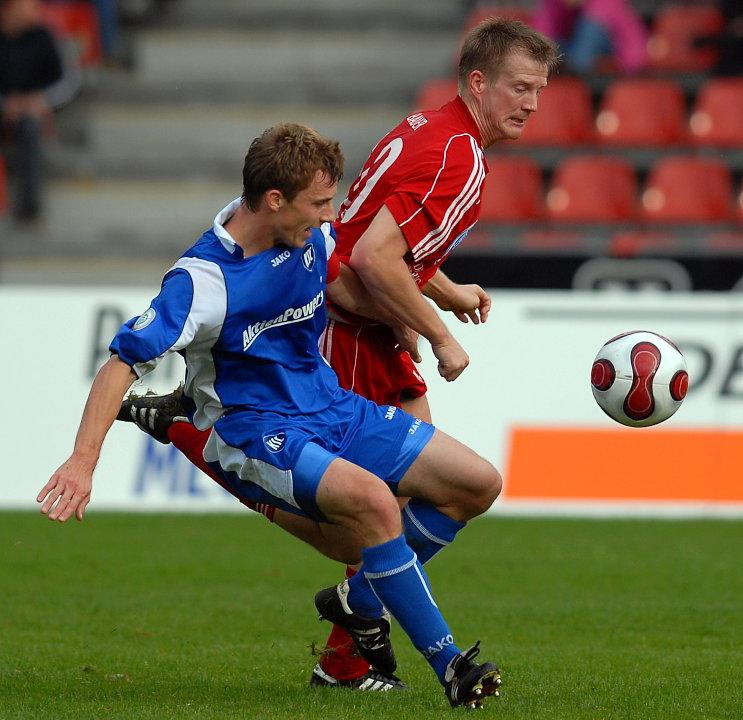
532;0;648;74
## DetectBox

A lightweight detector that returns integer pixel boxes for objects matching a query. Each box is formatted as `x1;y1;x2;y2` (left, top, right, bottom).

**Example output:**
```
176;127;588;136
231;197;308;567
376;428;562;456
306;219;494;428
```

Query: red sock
319;567;371;681
167;422;275;521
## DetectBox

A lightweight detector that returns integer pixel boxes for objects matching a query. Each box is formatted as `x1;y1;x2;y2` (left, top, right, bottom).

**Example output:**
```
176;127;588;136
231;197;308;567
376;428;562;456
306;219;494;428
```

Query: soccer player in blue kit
37;124;503;708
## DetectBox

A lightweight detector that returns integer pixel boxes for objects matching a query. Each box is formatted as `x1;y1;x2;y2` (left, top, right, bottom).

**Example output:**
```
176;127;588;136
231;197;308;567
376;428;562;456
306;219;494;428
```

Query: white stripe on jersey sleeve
320;222;336;257
410;134;484;261
171;256;228;430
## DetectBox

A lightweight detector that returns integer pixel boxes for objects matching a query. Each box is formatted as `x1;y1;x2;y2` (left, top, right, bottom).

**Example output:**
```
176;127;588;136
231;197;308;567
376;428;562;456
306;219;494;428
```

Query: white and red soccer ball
591;331;689;427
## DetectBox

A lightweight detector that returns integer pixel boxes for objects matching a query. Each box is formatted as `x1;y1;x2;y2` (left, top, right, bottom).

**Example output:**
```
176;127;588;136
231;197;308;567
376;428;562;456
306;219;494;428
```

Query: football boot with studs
443;641;502;709
116;386;187;444
309;663;406;691
314;581;396;675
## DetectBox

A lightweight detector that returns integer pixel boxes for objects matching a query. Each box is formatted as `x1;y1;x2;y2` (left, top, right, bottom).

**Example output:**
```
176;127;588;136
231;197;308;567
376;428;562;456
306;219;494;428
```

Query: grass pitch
1;512;741;719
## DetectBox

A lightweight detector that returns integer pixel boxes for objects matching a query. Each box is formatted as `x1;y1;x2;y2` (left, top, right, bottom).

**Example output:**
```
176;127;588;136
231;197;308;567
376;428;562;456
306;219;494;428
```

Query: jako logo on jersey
408;418;422;435
271;250;291;268
422;634;454;659
407;113;428;130
133;307;156;331
385;406;397;420
263;432;286;453
302;244;315;271
243;290;324;350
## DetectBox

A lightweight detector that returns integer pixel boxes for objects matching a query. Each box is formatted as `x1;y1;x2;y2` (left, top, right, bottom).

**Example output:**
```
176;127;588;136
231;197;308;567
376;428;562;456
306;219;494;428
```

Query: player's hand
435;284;491;324
392;324;421;363
432;336;469;381
37;455;94;522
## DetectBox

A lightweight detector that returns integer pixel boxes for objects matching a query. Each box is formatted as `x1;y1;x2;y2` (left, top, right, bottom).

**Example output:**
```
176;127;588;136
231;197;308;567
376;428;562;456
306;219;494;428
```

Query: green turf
1;512;741;719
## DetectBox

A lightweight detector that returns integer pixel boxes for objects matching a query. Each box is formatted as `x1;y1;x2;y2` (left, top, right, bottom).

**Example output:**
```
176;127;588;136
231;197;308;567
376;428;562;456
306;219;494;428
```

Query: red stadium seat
642;156;734;222
462;4;533;33
414;78;458;112
0;156;7;215
546;156;638;222
519;77;594;145
690;78;743;147
479;156;544;221
596;79;688;146
647;4;724;72
41;1;102;67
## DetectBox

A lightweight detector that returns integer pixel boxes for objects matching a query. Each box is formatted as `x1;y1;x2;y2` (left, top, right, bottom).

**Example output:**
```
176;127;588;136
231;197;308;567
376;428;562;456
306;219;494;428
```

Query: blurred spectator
532;0;648;75
0;0;62;221
695;0;743;76
92;0;118;62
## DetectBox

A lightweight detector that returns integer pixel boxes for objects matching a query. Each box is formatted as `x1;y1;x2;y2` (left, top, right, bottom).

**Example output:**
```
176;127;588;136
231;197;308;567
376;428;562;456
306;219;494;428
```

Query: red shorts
319;319;427;407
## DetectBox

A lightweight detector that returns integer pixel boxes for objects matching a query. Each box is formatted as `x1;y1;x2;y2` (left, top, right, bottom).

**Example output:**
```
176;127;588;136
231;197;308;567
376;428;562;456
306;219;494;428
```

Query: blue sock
360;535;461;682
403;499;465;564
347;568;385;618
347;500;465;622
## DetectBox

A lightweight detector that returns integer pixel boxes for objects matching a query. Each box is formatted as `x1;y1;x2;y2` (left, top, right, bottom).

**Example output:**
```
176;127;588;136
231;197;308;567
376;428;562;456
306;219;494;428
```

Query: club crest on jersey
302;244;315;272
133;307;156;331
263;432;286;453
441;228;470;262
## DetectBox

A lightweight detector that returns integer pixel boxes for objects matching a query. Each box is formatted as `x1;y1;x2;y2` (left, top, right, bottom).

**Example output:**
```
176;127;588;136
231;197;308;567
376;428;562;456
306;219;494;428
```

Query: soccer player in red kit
116;18;559;690
313;18;558;686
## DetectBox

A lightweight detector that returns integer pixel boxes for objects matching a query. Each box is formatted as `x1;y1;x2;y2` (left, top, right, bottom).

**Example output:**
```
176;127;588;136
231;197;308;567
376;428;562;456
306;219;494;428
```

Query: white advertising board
1;287;741;516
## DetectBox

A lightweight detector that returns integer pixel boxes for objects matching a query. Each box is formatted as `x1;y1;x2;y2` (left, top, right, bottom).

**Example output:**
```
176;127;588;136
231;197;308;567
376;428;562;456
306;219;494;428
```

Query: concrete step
0;179;235;256
0;177;351;258
82;103;407;180
165;0;464;30
110;28;456;104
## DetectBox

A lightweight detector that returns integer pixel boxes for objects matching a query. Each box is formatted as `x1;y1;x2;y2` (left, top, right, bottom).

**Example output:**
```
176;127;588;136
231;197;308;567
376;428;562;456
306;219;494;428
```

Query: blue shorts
203;388;435;521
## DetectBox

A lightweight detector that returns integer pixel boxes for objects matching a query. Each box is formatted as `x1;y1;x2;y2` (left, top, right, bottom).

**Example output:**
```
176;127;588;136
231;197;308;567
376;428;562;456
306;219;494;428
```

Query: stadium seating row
468;227;743;256
416;76;743;147
466;2;726;72
481;155;743;222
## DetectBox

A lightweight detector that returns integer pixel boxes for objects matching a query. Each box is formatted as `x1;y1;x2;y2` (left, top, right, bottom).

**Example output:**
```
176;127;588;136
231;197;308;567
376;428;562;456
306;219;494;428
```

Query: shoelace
459;640;481;667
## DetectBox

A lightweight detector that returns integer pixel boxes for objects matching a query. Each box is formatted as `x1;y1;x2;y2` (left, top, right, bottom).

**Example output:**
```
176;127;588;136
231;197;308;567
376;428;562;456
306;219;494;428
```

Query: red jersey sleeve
326;251;340;284
385;133;485;264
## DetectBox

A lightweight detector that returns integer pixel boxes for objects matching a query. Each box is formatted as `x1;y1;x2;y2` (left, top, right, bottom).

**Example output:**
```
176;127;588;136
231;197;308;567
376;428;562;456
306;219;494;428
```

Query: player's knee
346;482;402;543
462;460;502;517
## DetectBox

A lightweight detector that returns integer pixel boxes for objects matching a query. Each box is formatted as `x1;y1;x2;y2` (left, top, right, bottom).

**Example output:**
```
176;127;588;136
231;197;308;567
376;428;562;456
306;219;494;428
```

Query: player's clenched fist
37;455;93;522
432;337;470;382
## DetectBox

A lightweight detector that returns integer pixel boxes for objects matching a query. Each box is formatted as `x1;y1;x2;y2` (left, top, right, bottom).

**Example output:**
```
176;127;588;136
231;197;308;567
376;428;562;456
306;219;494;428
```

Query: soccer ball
590;331;688;427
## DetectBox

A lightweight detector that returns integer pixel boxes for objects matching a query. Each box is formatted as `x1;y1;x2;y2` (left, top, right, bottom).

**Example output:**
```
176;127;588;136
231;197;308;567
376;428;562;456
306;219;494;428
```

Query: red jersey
333;96;488;289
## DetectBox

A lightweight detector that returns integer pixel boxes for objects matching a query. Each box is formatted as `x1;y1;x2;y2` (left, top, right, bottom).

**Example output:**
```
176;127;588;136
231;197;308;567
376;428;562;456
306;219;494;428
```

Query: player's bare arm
423;270;491;324
349;205;469;381
37;355;137;522
326;261;421;362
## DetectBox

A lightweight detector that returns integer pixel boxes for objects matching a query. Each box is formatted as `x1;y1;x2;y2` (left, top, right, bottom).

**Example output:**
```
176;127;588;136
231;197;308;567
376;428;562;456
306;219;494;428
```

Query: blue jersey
110;198;342;429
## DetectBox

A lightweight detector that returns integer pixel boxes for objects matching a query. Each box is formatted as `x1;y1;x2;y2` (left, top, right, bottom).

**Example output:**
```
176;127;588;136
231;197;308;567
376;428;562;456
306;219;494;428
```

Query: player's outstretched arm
37;355;137;522
423;270;491;324
350;206;469;381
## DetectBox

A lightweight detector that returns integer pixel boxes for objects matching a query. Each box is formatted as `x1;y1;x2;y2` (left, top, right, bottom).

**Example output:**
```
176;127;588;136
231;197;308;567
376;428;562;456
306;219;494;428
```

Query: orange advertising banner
505;427;743;502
